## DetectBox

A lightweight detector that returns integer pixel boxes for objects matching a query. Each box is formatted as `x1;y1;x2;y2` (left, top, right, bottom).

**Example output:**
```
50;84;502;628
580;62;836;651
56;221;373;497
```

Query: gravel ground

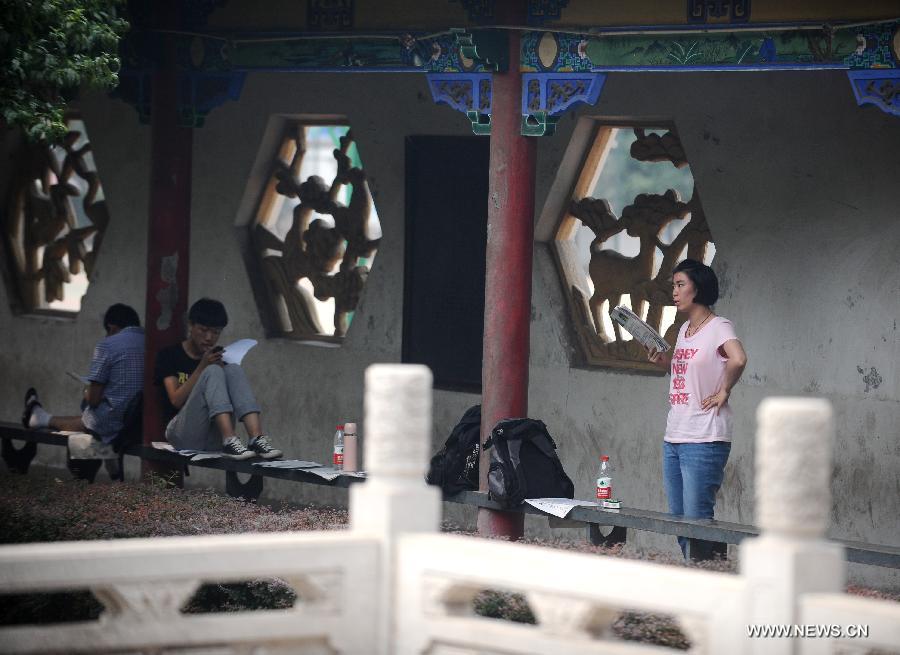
1;469;896;650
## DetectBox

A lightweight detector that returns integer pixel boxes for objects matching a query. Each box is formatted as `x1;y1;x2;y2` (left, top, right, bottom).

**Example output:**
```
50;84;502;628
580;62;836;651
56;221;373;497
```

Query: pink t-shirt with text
665;316;740;443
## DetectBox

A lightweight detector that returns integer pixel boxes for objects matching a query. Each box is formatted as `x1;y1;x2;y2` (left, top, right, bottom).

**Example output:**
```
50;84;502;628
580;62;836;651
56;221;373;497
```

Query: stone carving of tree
555;126;714;370
3;118;108;313
252;126;380;339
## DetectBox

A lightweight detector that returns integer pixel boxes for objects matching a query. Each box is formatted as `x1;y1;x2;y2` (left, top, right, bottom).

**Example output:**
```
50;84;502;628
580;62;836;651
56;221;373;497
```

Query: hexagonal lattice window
2;114;109;314
248;121;381;342
551;123;716;371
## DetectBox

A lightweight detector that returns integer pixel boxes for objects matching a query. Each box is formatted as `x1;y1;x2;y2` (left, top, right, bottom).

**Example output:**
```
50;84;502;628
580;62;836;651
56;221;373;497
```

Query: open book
609;305;670;353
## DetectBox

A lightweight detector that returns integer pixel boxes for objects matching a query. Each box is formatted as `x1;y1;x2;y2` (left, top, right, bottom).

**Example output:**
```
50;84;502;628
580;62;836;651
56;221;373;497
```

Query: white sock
28;405;51;429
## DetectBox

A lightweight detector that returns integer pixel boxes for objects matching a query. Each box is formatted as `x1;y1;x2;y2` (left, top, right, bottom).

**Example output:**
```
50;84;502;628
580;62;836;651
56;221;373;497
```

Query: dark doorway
403;136;489;392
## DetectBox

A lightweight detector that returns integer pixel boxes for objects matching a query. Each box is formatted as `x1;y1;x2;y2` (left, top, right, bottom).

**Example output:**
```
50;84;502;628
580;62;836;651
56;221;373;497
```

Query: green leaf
0;0;129;144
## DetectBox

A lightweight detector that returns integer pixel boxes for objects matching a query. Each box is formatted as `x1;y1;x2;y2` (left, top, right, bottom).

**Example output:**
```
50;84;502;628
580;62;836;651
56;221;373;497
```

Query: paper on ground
222;339;257;365
609;305;670;352
525;497;601;518
67;371;90;384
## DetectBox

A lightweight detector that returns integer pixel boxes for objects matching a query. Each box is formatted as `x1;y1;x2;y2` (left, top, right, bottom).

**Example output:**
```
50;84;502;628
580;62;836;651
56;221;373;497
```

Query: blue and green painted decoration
116;16;900;131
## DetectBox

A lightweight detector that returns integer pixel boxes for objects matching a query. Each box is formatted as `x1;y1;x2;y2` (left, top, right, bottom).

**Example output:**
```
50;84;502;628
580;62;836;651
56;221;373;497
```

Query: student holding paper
22;304;144;444
647;259;747;559
154;298;282;460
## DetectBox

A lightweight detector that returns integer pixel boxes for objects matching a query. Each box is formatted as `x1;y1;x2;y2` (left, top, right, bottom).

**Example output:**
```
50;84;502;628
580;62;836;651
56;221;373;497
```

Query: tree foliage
0;0;128;143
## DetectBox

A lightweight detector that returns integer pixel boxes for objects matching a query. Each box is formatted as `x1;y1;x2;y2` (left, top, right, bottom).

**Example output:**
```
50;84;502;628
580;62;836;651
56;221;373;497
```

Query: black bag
485;418;574;509
110;391;143;454
426;404;482;495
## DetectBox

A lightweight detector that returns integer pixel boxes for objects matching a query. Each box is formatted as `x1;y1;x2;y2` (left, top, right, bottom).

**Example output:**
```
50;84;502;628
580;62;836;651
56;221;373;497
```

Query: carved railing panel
251;123;381;341
0;532;379;654
552;125;715;371
2;115;110;314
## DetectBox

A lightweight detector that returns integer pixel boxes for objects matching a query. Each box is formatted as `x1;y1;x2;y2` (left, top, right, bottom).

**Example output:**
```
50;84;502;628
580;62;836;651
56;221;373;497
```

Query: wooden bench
0;421;361;500
3;421;899;568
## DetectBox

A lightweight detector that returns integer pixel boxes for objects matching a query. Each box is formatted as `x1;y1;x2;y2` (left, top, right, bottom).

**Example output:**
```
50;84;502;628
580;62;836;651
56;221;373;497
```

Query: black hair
672;259;719;307
103;303;140;330
188;298;228;328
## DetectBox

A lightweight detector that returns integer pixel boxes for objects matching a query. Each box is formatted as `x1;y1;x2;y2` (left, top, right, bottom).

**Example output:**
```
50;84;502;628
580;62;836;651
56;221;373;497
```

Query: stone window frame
536;117;715;373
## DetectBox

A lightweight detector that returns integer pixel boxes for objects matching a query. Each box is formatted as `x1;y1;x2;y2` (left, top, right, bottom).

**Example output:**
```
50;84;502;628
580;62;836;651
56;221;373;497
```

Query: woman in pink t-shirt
648;259;748;559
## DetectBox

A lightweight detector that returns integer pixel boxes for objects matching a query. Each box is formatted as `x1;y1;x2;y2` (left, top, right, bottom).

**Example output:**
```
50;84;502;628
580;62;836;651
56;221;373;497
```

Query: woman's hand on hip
702;388;729;413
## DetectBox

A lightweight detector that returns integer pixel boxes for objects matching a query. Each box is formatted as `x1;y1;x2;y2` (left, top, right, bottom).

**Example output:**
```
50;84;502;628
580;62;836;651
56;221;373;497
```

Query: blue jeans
663;441;731;559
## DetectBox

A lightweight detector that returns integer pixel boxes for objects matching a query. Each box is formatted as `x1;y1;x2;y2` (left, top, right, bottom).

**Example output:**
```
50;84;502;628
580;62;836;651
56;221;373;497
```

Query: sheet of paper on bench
222;339;257;365
525;498;601;518
150;442;220;459
252;459;322;469
190;452;223;461
303;466;367;480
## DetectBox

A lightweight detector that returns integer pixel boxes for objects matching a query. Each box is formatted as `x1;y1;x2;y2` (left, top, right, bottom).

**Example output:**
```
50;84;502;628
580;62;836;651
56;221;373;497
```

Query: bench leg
685;538;728;562
587;524;627;547
2;438;37;474
67;451;103;483
225;471;264;502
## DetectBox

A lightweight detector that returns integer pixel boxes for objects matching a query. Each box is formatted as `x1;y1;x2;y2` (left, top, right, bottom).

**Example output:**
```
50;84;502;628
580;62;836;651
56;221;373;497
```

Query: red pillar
141;1;192;478
477;1;535;540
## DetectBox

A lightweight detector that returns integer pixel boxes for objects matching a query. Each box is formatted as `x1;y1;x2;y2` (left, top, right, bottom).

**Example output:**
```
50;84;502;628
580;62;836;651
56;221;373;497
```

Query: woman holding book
647;259;747;559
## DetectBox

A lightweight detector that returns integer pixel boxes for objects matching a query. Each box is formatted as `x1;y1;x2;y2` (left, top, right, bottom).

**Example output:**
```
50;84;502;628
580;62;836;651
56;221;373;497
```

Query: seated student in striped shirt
22;303;145;443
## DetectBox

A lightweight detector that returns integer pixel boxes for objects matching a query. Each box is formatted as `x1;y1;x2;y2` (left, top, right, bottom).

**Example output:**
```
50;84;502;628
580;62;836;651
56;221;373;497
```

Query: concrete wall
1;69;898;587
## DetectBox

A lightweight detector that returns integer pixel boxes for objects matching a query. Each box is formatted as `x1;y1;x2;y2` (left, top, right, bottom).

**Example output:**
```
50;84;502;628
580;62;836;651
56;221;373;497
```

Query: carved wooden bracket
847;69;900;118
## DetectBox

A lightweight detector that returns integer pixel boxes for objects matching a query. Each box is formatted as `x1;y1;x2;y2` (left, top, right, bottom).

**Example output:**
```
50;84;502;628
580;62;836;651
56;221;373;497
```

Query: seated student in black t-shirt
153;298;282;460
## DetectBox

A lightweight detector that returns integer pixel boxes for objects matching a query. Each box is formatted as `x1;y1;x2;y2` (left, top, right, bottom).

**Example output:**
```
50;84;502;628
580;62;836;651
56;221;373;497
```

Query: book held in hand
221;339;257;365
609;305;670;353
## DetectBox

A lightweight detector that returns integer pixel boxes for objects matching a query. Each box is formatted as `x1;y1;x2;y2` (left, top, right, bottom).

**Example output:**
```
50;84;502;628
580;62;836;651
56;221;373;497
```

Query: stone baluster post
741;398;845;655
349;364;441;655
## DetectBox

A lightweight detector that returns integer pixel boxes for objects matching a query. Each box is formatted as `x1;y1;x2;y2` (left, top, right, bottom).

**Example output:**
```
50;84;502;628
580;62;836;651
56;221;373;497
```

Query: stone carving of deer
585;189;688;342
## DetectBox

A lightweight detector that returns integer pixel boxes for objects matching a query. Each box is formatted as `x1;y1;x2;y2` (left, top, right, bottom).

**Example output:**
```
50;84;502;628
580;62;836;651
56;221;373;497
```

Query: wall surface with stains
0;70;897;587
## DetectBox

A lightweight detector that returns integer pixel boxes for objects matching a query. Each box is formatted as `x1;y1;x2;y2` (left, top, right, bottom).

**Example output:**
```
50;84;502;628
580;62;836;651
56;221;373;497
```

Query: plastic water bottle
596;455;612;500
333;425;344;467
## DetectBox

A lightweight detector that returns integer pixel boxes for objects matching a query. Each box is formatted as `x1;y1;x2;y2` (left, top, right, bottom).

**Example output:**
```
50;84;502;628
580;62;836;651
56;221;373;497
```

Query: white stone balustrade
742;398;847;655
0;532;379;654
1;376;899;655
349;364;442;655
754;397;834;538
395;533;746;654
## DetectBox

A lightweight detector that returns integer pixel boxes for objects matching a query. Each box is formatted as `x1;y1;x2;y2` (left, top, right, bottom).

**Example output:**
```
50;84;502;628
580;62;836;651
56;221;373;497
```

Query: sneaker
248;435;282;460
21;387;42;429
221;437;255;460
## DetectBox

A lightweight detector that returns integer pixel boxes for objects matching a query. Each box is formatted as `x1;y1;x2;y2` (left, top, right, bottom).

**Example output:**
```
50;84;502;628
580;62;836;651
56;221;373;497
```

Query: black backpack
426;404;482;495
485;418;574;509
110;390;143;454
